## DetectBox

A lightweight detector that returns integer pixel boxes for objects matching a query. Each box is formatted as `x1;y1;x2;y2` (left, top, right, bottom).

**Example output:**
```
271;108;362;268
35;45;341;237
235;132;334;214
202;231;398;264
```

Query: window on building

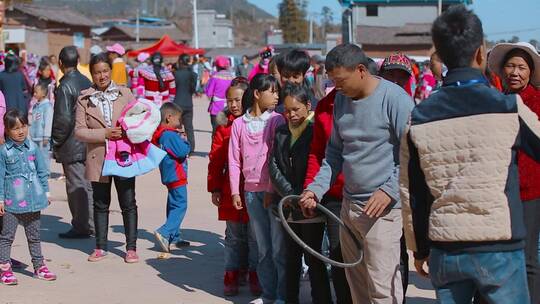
366;5;378;17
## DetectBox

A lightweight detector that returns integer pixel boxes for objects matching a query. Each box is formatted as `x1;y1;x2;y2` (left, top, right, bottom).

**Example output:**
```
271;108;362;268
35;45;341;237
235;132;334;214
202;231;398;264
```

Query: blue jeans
224;221;258;271
430;248;530;304
245;191;287;302
157;186;188;243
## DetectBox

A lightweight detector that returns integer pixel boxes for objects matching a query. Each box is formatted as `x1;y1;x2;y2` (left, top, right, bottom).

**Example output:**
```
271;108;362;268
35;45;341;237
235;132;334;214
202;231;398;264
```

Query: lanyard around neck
443;78;490;87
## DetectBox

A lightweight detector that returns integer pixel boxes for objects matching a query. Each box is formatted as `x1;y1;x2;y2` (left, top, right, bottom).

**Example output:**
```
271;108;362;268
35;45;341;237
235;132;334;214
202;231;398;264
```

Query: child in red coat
207;77;260;297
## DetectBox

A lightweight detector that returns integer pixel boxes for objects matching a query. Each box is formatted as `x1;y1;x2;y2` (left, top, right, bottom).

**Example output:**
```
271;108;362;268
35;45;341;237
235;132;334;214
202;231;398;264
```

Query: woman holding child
75;52;139;264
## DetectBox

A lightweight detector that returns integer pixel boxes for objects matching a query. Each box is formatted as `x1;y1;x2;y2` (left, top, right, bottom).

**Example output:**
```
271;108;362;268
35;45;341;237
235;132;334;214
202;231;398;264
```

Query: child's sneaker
0;266;17;285
224;271;239;296
124;250;139;263
88;249;108;262
249;271;262;296
154;231;170;253
34;265;57;281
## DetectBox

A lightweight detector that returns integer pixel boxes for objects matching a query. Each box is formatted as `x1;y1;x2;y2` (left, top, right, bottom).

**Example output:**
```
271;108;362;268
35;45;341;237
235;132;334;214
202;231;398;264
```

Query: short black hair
59;46;79;68
89;52;112;74
367;57;379;75
431;5;484;69
177;53;190;68
4;54;20;73
38;56;51;72
160;102;183;123
277;49;311;76
281;82;310;106
34;82;48;94
325;43;369;72
4;109;28;132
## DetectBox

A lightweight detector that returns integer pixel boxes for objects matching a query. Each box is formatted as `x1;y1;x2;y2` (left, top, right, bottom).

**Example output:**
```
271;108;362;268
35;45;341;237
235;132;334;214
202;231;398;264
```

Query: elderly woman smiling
75;52;139;264
489;42;540;304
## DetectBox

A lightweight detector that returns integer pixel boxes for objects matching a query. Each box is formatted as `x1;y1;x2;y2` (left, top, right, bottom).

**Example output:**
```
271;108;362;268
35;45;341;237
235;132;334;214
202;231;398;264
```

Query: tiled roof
100;25;190;42
13;3;97;27
357;23;432;45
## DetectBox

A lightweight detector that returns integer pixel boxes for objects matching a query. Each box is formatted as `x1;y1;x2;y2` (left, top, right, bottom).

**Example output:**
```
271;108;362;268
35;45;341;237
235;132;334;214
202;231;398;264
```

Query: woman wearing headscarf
0;54;30;114
489;42;540;304
138;52;176;106
205;56;234;134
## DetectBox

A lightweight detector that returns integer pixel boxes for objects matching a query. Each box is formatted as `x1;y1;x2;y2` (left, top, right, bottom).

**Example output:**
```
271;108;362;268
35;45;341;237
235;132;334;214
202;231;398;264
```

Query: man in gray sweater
300;44;414;304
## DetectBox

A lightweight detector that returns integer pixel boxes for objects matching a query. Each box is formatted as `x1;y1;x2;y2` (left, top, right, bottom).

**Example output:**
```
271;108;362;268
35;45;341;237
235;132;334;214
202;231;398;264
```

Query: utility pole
136;8;140;43
309;14;313;44
192;0;199;48
0;1;4;51
438;0;442;16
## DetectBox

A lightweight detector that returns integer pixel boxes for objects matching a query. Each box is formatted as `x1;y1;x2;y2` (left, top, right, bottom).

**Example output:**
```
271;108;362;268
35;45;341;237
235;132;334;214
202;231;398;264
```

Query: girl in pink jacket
227;74;286;302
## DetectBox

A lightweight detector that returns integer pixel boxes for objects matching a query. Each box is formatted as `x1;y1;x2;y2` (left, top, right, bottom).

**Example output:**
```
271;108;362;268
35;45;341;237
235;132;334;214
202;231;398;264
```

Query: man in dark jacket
52;46;93;239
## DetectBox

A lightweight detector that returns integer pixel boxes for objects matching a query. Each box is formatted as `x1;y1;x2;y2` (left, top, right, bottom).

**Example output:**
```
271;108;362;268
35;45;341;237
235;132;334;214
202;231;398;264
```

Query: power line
487;27;540;37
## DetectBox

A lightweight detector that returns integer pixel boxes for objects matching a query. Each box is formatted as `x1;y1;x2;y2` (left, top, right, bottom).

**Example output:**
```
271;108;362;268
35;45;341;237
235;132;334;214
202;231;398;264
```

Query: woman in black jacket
0;54;30;114
173;54;197;154
268;83;332;304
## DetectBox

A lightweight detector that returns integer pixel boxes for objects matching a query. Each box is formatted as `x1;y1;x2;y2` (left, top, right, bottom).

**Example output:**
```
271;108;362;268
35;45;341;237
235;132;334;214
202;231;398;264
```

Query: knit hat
380;53;413;75
488;42;540;88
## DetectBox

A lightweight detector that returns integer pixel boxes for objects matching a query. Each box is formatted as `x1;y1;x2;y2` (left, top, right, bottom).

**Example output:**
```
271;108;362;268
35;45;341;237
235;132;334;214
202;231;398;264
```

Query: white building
197;10;234;48
339;0;472;44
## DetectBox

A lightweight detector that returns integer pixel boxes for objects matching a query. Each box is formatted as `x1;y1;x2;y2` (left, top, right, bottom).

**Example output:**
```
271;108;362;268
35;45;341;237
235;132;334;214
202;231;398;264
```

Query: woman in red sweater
489;42;540;304
207;77;261;297
303;88;352;304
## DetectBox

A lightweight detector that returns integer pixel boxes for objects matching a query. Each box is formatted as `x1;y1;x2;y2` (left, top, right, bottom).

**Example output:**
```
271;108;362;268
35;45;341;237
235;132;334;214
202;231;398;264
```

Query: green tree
509;35;520;43
320;6;333;39
279;0;308;43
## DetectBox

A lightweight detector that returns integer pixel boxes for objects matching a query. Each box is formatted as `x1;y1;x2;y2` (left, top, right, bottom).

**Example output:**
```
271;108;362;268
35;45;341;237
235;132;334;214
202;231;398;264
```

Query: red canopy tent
127;35;205;57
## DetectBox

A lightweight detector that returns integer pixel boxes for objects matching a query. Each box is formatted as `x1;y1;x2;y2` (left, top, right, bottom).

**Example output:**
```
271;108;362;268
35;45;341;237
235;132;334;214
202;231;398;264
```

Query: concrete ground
1;96;437;303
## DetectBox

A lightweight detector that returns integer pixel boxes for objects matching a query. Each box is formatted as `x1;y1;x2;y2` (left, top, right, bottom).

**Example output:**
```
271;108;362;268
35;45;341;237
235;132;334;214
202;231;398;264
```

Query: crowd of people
0;4;537;304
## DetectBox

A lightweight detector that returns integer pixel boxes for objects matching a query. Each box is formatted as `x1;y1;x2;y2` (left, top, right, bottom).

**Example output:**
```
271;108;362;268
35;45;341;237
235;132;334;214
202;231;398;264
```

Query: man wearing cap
107;43;128;86
379;53;415;97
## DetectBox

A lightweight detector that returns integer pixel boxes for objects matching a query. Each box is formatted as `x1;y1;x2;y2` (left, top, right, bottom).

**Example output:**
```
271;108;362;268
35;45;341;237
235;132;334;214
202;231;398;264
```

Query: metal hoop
277;195;363;268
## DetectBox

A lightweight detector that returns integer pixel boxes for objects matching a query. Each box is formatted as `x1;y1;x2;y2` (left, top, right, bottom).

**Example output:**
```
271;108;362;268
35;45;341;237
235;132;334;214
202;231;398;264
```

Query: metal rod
192;0;199;49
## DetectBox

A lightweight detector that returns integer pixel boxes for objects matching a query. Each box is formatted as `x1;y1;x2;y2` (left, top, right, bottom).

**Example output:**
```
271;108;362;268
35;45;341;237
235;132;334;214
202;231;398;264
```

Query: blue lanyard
443;78;490;87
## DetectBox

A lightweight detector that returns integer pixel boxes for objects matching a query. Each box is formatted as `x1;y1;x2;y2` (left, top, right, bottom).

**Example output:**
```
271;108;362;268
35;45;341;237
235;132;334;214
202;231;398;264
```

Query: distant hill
32;0;274;20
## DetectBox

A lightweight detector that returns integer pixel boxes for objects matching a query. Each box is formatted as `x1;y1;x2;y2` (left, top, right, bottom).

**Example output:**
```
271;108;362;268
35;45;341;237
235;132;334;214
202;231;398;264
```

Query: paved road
1;96;436;303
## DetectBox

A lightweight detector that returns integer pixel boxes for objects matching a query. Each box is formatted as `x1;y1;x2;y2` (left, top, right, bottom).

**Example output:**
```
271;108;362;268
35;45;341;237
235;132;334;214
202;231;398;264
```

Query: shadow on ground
144;228;260;303
40;214;125;257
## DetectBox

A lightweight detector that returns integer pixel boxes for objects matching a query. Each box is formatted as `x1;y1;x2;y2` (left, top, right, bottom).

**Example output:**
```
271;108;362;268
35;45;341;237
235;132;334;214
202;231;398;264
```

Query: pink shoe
34;265;57;281
124;250;139;263
0;266;18;285
88;249;108;262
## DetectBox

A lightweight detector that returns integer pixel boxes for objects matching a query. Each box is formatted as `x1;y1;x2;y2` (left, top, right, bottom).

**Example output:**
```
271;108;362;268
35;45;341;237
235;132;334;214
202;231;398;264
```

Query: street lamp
192;0;199;49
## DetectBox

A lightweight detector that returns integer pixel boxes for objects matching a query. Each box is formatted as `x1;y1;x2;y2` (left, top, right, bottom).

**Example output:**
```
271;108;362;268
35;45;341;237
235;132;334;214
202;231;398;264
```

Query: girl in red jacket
207;77;260;297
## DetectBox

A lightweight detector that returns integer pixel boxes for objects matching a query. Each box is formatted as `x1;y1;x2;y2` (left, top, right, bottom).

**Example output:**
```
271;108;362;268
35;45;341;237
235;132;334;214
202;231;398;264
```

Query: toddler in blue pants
151;103;191;252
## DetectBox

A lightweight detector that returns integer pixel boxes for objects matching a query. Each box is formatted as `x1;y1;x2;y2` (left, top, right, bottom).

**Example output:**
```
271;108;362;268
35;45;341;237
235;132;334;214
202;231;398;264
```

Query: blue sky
248;0;540;42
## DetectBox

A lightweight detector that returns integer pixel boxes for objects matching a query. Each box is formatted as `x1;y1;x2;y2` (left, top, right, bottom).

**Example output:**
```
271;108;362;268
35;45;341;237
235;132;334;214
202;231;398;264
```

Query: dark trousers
285;222;332;304
401;234;409;303
181;107;195;153
63;161;94;234
524;199;540;304
210;114;218;135
0;212;43;269
92;177;137;251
